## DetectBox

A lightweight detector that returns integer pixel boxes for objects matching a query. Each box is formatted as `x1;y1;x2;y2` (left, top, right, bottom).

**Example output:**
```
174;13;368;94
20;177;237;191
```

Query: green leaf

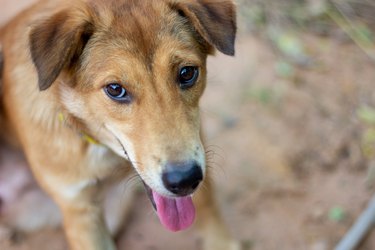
247;87;274;105
363;128;375;144
276;34;305;59
328;207;345;222
275;61;295;78
357;106;375;125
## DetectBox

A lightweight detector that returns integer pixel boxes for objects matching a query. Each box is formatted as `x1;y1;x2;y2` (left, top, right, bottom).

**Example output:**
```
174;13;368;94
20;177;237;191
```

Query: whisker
207;163;225;175
204;144;226;177
205;151;225;164
126;173;142;187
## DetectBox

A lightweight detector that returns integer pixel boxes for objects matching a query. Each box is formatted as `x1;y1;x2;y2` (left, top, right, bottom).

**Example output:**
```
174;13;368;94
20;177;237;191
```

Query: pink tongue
152;191;195;232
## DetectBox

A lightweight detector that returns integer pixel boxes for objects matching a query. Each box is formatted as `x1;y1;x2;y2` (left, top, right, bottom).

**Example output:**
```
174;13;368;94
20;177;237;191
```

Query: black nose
162;161;203;196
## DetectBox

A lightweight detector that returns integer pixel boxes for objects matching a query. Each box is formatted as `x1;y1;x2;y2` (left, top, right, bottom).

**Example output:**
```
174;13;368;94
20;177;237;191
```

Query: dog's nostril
162;161;203;196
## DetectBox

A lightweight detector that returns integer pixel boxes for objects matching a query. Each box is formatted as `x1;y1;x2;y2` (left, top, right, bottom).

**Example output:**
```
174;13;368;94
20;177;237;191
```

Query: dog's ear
174;0;237;56
29;10;93;90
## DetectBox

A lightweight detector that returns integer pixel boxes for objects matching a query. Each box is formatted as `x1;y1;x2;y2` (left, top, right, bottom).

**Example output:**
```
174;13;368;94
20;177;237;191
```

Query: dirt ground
1;1;375;250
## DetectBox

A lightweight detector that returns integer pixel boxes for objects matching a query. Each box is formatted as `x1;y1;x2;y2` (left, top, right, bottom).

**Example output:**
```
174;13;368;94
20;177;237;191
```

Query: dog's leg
103;178;136;237
194;176;242;250
33;171;117;250
57;184;116;250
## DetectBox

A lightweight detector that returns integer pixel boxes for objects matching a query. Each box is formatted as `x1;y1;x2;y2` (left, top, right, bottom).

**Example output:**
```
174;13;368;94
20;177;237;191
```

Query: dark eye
178;66;199;90
104;83;131;103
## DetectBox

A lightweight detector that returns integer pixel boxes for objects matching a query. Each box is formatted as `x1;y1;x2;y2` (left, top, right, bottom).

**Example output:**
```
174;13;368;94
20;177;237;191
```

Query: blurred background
1;0;375;249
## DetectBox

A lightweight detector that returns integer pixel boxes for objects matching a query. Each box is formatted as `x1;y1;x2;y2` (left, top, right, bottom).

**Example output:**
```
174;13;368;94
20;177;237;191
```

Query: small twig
327;1;375;62
335;195;375;250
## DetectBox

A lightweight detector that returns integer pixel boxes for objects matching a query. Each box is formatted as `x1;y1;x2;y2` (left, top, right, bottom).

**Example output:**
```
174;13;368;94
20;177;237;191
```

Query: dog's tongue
152;191;195;232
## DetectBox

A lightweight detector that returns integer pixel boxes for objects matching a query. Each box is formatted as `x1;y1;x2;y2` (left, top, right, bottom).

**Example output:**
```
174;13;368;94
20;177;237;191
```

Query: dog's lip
143;181;157;211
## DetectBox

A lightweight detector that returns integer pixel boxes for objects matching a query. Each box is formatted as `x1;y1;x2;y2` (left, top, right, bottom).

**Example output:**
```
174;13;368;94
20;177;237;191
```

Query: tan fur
0;0;240;249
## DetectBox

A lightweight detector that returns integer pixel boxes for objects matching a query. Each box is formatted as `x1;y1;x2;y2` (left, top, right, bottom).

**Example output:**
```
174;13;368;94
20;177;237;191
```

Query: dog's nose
162;161;203;196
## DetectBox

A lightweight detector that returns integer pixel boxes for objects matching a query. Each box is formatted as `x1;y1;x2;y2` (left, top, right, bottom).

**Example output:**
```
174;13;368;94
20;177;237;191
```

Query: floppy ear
175;0;237;56
29;10;93;90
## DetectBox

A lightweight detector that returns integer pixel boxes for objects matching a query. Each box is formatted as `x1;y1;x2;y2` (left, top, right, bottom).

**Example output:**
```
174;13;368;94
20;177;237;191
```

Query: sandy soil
1;1;375;250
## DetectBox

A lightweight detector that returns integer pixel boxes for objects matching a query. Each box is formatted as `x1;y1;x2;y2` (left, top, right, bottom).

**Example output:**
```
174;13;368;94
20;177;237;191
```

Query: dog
0;0;238;249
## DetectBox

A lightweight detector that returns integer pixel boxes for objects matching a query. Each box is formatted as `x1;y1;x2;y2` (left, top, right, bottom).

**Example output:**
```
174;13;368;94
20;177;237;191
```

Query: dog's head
29;0;236;231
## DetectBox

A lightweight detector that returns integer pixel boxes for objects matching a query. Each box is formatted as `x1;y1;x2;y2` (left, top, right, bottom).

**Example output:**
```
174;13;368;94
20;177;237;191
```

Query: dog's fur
0;0;238;249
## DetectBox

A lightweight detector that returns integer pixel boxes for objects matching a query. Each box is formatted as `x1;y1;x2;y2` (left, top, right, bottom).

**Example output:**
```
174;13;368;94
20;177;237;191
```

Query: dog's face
29;0;236;231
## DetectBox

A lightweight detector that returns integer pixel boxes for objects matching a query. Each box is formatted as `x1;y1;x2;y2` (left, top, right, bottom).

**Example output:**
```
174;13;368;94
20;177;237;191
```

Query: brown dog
0;0;238;249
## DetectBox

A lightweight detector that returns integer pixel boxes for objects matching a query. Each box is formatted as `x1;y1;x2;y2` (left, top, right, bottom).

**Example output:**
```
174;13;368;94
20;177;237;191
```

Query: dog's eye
178;66;199;90
104;83;131;103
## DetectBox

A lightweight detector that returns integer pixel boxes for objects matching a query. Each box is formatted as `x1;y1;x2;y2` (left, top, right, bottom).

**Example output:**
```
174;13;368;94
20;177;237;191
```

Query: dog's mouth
108;129;197;232
143;182;195;232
